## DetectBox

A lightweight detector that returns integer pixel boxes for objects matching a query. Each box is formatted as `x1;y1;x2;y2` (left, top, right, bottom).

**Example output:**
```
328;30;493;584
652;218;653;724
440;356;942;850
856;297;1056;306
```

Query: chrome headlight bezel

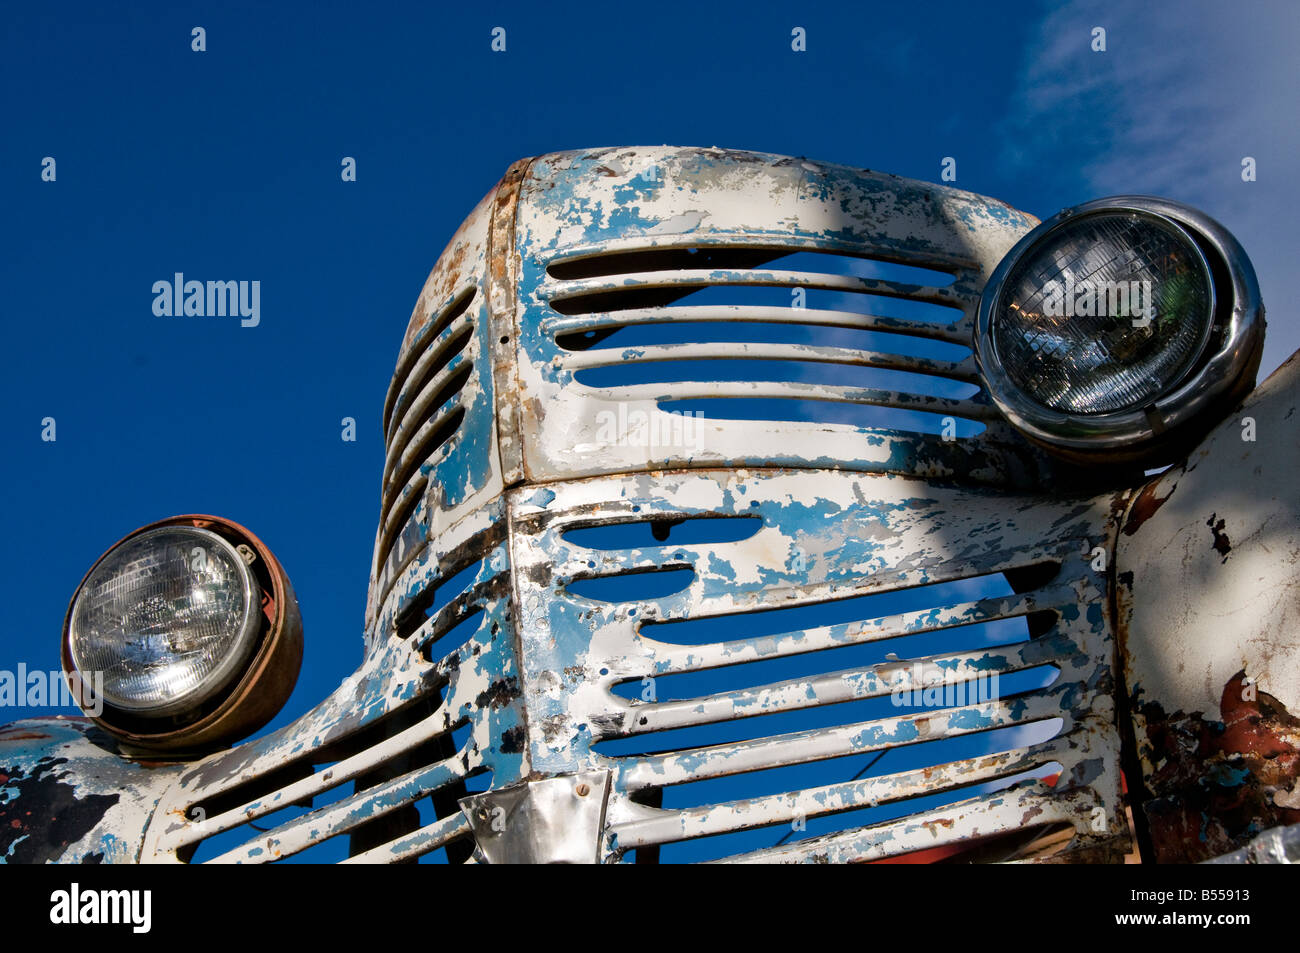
974;195;1264;457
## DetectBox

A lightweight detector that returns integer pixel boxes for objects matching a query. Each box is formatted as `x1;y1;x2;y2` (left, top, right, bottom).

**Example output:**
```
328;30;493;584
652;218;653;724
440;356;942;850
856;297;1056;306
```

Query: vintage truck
2;146;1297;864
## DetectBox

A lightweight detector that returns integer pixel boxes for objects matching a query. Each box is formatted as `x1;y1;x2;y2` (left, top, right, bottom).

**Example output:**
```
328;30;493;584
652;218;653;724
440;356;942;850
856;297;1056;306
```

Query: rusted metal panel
485;156;534;489
1202;822;1300;864
1116;350;1300;862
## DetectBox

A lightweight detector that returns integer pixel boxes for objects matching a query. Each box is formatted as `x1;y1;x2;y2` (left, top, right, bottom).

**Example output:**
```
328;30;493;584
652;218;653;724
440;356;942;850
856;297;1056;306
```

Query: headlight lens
992;211;1214;414
68;525;261;716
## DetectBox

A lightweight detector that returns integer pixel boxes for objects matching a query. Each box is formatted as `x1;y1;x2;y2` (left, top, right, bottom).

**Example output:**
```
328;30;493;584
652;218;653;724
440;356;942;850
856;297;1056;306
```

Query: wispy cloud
1002;0;1300;376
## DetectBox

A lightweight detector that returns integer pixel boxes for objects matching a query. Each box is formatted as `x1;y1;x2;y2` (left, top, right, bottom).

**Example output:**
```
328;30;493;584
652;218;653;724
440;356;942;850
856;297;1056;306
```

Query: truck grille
543;244;992;440
149;148;1125;865
509;467;1125;863
599;564;1072;862
374;286;480;602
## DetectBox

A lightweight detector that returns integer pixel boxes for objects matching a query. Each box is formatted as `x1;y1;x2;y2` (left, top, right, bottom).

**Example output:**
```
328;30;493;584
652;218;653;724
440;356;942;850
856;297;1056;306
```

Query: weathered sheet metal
508;467;1128;862
0;719;183;863
1116;350;1300;862
504;147;1067;493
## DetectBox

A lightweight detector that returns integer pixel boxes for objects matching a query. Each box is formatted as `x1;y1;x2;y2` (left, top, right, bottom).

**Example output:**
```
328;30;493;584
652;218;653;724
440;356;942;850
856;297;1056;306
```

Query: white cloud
1003;0;1300;377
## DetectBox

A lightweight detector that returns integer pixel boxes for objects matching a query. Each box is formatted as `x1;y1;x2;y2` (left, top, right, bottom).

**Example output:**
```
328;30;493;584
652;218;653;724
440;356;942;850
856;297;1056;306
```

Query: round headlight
68;526;261;716
62;515;302;754
975;197;1264;462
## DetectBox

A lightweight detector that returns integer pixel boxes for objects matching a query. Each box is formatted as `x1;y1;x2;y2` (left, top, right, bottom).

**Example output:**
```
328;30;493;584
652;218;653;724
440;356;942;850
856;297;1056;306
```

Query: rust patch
472;677;519;711
499;724;525;754
1122;480;1177;537
1137;671;1300;862
0;731;51;742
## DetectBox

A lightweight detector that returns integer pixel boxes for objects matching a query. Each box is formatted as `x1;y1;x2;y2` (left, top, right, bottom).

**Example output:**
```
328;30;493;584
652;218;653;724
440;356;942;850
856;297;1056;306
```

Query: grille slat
717;780;1102;863
712;781;1097;864
543;244;963;286
541;268;971;313
563;341;979;382
383;287;476;434
206;753;468;864
376;392;472;564
383;359;474;500
370;200;495;622
593;381;1000;420
514;151;1058;492
611;688;1076;792
545;304;971;346
385;322;475;445
341;811;473;864
159;708;454;853
601;635;1076;736
634;584;1072;660
612;740;1063;849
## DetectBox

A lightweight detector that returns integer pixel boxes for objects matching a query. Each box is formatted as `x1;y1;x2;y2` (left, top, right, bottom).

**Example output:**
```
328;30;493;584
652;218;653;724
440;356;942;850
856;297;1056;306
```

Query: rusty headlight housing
975;196;1264;464
61;515;303;754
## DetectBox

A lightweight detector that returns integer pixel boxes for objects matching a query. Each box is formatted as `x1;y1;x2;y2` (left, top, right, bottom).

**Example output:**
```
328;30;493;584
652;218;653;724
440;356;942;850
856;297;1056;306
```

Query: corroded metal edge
1116;349;1300;862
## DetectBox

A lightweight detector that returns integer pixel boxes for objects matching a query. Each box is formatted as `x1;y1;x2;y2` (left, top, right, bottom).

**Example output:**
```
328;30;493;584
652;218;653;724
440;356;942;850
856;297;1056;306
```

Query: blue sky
1;1;1296;859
